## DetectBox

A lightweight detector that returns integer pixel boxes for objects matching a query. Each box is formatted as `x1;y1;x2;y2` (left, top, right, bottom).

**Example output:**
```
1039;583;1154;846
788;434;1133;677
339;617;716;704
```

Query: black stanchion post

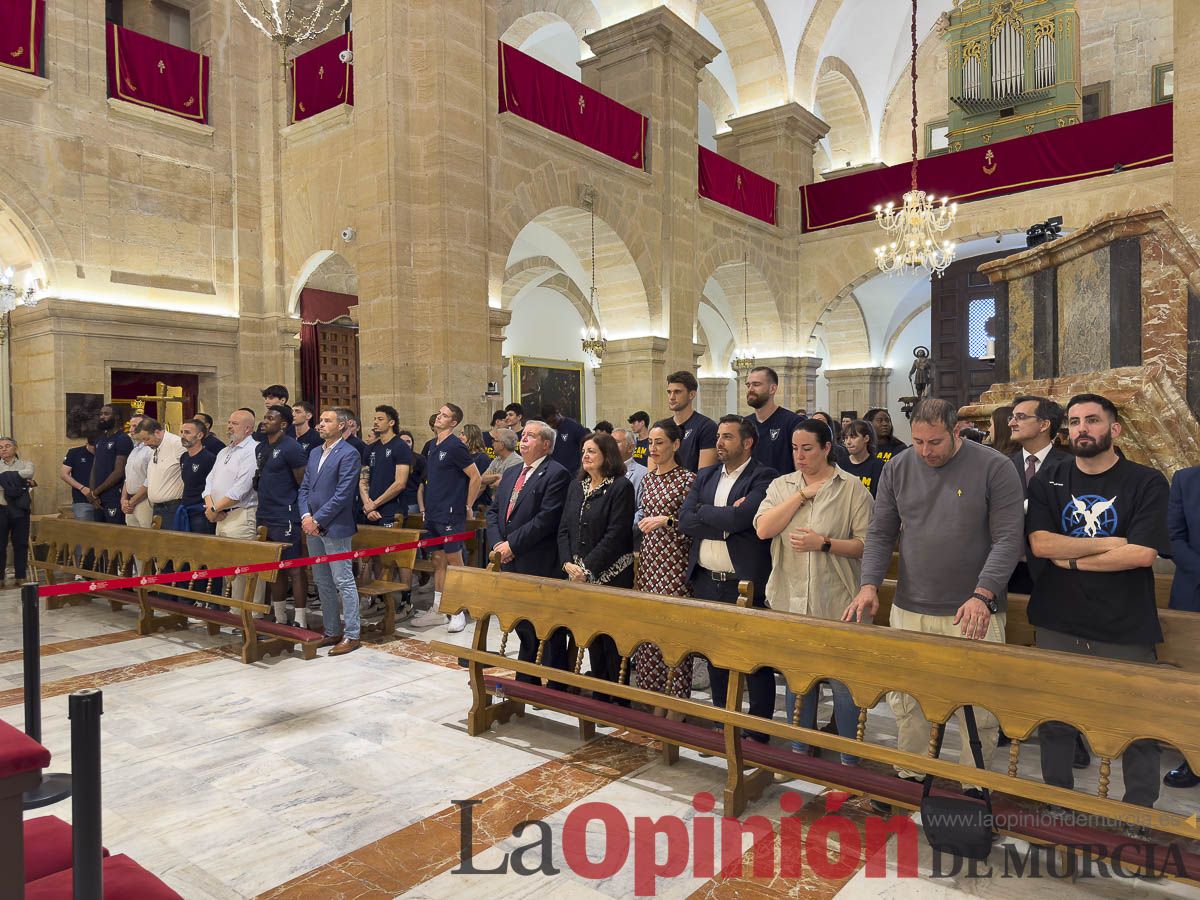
22;582;71;809
70;688;104;900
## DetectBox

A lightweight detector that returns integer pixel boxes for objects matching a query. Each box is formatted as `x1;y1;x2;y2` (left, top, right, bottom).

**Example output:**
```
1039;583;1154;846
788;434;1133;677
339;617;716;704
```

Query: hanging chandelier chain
742;250;750;345
234;0;350;49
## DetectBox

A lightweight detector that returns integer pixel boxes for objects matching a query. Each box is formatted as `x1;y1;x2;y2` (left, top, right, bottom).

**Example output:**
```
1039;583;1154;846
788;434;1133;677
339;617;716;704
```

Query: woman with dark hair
755;418;873;764
987;406;1019;456
558;432;635;699
632;419;697;704
841;419;886;497
460;424;492;512
810;411;851;467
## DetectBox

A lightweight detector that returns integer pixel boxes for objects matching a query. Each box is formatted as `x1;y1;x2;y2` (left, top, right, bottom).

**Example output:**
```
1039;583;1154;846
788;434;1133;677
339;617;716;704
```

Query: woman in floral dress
633;419;696;700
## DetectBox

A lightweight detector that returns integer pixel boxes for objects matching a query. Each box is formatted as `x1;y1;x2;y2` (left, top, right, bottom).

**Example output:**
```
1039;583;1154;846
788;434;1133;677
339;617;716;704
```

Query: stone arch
493;160;659;330
698;0;789;113
810;286;871;368
698;69;736;133
814;57;872;168
498;0;601;45
705;261;783;354
694;240;788;337
793;0;844;107
290;250;358;317
0;178;75;289
885;301;930;362
502;256;597;329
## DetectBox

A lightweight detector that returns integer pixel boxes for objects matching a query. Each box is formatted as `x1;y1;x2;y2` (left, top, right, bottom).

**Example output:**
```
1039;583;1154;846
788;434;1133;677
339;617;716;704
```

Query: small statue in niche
909;345;935;399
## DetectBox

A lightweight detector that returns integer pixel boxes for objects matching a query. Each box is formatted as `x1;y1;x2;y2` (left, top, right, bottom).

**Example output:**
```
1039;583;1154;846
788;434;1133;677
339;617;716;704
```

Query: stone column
488;307;512;387
755;355;823;414
582;8;718;377
698;376;733;418
352;0;493;430
1176;0;1200;226
823;366;892;419
715;103;829;233
593;336;669;424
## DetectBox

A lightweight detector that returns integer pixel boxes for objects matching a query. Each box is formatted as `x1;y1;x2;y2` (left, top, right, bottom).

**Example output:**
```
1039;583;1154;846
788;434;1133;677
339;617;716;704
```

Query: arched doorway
294;251;359;410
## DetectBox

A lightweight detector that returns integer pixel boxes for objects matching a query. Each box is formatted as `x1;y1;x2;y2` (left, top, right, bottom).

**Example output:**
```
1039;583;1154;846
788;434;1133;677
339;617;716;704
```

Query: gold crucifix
578;94;586;114
157;59;165;74
318;64;325;80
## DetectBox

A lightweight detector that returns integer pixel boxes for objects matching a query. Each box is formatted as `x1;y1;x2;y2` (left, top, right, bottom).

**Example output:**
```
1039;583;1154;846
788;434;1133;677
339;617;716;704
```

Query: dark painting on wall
66;393;104;439
511;357;584;423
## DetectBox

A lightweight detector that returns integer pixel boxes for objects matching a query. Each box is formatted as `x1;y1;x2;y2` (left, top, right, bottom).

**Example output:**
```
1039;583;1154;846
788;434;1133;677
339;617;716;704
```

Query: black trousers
691;571;775;742
0;506;30;580
515;621;569;688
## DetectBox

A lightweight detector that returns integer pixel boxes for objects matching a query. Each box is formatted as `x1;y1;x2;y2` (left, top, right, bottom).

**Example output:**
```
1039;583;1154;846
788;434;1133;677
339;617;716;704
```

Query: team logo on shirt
385;448;392;458
1061;494;1118;538
106;441;114;450
191;463;200;472
769;428;781;440
439;451;447;461
272;448;280;459
684;430;692;439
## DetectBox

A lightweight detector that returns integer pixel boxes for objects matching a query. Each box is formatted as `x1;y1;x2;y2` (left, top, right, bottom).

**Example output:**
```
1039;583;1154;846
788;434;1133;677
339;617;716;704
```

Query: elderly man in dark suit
485;419;572;684
679;414;777;742
1164;464;1200;787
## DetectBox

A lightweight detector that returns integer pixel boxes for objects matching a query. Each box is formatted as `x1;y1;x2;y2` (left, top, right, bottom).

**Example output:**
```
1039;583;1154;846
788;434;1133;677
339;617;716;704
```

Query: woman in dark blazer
558;432;635;700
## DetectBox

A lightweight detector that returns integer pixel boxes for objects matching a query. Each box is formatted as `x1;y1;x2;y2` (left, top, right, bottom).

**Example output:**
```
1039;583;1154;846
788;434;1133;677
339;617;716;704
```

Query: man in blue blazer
299;407;364;656
485;420;572;684
679;414;777;741
1165;464;1200;787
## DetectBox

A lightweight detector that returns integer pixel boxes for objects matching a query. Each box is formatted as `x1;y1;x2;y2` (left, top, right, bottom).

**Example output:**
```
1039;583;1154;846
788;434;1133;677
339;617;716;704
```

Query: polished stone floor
5;582;1198;899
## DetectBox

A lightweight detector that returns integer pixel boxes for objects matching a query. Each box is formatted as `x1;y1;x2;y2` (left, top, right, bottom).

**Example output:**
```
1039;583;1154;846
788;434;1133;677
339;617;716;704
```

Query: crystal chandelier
731;251;755;374
580;197;607;367
234;0;350;50
874;0;957;276
0;266;38;344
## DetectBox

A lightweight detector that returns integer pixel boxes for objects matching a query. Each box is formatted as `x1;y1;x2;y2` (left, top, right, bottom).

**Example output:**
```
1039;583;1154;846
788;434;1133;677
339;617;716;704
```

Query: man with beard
1027;393;1170;814
90;404;133;524
745;366;798;474
865;407;907;462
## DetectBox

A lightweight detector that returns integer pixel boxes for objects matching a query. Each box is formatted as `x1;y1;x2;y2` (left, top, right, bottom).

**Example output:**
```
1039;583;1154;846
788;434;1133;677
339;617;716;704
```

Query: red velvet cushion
24;816;110;882
0;718;50;778
25;854;181;899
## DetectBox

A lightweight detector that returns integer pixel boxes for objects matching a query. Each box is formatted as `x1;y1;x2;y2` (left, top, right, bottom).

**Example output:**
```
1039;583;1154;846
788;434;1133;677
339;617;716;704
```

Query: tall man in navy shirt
542;404;588;474
745;366;798;474
668;371;718;472
362;405;415;619
412;402;482;633
256;405;309;627
90;404;132;524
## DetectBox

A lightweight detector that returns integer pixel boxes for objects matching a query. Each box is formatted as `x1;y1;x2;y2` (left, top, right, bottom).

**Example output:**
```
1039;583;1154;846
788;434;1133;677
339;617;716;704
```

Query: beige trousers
886;603;1006;788
127;499;153;529
216;506;265;606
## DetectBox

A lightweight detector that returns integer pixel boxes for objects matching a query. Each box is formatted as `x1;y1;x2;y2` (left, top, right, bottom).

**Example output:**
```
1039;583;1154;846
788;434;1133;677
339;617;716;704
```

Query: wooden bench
352;525;421;636
30;518;322;664
403;513;486;570
432;567;1200;880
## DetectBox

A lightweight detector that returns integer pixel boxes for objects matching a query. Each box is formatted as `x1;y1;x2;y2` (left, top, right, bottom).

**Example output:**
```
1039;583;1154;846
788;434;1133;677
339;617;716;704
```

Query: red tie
1024;454;1038;488
506;466;531;521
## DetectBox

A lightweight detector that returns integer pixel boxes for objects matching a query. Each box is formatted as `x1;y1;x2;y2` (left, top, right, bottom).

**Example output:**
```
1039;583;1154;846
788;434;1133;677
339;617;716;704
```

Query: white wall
519;22;583;80
502;286;598;425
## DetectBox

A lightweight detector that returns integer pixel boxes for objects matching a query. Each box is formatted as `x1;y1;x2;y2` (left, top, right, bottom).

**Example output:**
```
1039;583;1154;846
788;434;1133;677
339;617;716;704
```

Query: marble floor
5;582;1199;899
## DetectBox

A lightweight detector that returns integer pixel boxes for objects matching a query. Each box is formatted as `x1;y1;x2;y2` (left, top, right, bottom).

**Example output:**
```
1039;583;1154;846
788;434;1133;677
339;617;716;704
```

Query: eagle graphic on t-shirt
1064;494;1118;538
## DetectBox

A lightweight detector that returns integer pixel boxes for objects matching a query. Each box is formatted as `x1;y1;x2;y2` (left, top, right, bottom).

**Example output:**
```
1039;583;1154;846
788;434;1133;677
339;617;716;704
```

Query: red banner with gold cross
292;31;354;123
106;23;210;124
0;0;45;76
698;146;778;225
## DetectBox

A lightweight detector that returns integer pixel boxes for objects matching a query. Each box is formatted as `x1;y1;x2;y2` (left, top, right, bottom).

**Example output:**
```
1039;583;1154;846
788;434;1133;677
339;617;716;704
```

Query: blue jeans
72;502;95;521
785;679;861;765
308;532;359;640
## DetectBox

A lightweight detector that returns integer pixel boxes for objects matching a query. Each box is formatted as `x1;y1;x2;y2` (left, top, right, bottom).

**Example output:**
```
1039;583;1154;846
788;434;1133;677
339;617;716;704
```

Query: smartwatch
972;590;999;614
821;538;832;553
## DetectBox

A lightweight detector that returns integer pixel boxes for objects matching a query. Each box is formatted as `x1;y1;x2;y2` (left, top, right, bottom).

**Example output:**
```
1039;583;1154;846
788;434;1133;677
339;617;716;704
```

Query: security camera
484;381;501;396
338;49;353;64
340;227;356;243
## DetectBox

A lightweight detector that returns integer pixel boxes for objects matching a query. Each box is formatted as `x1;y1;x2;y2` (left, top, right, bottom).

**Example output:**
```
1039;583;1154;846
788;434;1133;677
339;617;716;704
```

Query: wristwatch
972;590;999;614
666;516;676;529
820;538;832;553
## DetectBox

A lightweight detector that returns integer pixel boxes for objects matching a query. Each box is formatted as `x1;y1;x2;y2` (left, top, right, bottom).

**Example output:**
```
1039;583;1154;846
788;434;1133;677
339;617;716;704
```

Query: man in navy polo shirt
667;371;718;473
542;403;588;474
412;402;481;633
90;404;133;524
60;435;96;521
292;401;322;453
196;413;226;455
746;366;798;475
361;404;415;619
256;405;309;627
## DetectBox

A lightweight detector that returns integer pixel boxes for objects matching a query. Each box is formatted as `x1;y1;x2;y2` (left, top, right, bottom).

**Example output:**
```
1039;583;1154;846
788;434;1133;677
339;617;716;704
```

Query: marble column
582;8;718;378
593;336;669;424
754;355;823;414
823;366;892;419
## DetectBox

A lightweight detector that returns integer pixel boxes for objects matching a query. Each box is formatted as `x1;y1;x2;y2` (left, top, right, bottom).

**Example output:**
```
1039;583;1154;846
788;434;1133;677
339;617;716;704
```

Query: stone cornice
0;65;50;98
722;103;830;148
280;103;354;146
106;98;215;146
584;7;719;72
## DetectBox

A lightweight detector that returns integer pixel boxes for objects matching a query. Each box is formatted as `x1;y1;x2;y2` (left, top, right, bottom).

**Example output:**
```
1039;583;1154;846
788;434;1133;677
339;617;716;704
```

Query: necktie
506;466;531;521
1024;454;1038;488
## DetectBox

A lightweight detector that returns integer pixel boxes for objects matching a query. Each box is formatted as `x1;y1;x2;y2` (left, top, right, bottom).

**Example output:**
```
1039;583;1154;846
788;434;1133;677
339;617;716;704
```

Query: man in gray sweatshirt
843;397;1024;791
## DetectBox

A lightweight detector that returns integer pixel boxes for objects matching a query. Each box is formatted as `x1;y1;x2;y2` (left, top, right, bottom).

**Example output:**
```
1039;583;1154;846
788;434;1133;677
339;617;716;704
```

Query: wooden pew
30;518;322;664
432;567;1200;880
352;525;421;636
403;513;486;569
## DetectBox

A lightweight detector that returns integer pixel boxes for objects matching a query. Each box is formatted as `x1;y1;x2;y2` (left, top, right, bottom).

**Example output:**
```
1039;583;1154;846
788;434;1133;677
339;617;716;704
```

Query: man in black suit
1007;395;1070;594
485;419;572;685
679;414;777;742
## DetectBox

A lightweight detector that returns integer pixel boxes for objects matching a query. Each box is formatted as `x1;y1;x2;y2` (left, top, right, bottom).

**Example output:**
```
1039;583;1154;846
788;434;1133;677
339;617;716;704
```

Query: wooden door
316;324;359;411
931;251;1011;409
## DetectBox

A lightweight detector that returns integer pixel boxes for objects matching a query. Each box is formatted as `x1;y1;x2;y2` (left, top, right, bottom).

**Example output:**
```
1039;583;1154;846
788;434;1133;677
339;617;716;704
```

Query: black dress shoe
1073;734;1091;769
1164;761;1200;788
997;732;1011;747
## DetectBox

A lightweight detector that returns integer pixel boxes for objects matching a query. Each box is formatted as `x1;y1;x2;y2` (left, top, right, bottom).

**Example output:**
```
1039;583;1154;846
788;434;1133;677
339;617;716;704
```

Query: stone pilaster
715;103;829;233
755;355;823;414
823;366;892;419
593;336;669;424
698;376;733;418
1175;0;1200;227
582;8;718;378
488;307;513;387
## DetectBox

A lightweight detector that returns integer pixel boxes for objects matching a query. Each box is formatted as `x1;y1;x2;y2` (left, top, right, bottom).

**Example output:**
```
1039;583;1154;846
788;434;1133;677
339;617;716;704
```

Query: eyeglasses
1007;413;1041;423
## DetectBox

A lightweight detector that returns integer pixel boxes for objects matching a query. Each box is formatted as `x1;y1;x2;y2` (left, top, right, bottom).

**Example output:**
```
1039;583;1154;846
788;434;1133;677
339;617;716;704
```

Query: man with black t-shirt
292;401;322;453
256;405;309;626
865;407;907;462
667;371;717;473
90;404;132;524
361;405;412;526
627;411;650;464
196;413;225;455
1027;393;1170;811
745;366;797;474
542;404;588;474
60;437;96;521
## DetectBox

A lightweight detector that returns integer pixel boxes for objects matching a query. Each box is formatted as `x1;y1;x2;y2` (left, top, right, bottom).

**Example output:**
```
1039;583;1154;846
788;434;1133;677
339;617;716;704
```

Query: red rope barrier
35;530;478;599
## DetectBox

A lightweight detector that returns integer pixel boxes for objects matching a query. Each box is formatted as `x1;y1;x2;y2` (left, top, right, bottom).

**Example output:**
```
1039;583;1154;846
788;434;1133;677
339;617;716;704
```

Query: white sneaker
394;598;414;622
410;609;448;628
447;612;467;633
